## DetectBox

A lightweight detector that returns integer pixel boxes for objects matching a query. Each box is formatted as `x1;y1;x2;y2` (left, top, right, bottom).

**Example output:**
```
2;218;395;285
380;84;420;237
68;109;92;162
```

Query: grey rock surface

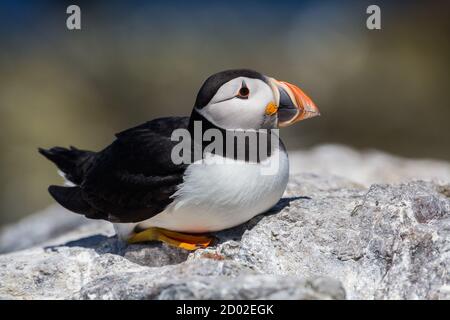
0;146;449;300
290;144;450;186
0;205;93;254
0;175;448;299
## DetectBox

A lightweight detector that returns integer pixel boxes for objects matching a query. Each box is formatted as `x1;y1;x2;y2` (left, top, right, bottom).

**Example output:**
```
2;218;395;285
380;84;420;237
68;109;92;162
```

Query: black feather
38;146;95;185
48;185;107;220
41;117;190;223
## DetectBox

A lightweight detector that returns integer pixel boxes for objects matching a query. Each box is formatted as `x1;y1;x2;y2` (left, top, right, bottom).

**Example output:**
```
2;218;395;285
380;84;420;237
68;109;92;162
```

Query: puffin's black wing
48;116;190;223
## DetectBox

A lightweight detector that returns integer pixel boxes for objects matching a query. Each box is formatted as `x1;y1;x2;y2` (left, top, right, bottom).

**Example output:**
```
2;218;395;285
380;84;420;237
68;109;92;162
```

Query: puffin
39;69;319;250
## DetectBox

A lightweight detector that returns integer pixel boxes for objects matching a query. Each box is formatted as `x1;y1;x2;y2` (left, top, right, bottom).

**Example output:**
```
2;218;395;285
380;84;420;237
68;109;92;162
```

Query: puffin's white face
194;69;320;130
197;77;276;130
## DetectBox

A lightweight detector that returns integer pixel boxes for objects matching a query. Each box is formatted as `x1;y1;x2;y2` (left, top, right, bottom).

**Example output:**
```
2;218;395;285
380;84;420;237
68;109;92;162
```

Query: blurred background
0;0;449;226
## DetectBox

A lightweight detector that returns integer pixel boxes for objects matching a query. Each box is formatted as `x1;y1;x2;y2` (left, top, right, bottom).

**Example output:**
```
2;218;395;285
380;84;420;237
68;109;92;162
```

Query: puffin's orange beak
268;78;320;127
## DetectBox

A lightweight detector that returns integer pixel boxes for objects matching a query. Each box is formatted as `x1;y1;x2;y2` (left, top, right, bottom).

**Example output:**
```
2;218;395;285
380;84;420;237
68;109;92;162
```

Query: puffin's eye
237;86;250;99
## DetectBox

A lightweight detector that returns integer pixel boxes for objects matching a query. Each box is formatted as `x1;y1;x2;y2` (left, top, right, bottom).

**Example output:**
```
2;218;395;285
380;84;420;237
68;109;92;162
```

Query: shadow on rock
44;234;124;255
213;196;308;244
123;242;190;267
45;234;191;267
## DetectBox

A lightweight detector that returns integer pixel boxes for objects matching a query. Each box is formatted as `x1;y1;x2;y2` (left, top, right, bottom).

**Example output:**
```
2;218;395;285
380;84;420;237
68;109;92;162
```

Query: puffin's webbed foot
127;227;214;251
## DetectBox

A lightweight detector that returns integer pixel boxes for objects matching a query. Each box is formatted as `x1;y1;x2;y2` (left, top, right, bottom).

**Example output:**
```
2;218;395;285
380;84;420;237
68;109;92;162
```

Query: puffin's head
194;69;320;130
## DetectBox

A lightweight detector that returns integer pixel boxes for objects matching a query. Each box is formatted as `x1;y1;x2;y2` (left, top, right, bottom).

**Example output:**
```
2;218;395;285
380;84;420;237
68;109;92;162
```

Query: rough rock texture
0;145;449;300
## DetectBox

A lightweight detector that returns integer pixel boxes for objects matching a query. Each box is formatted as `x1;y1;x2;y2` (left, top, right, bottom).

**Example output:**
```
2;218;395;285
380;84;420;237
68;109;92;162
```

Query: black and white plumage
39;69;319;241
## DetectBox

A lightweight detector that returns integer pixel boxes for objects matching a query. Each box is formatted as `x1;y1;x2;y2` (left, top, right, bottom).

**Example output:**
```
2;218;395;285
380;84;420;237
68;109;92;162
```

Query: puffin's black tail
48;185;105;219
38;146;96;185
48;186;90;214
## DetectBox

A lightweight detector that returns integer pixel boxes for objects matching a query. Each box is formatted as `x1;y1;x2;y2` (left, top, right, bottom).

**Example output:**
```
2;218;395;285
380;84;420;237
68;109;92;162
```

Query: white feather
134;145;289;234
57;170;76;187
198;77;274;130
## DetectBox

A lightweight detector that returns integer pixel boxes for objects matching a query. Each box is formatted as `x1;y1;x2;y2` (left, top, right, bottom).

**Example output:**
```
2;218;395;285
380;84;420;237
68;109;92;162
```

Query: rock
0;145;449;300
77;261;345;300
0;205;98;254
290;144;450;186
0;173;448;299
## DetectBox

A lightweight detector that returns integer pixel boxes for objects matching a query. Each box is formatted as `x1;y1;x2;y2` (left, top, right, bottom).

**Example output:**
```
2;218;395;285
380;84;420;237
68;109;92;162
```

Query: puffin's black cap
194;69;266;108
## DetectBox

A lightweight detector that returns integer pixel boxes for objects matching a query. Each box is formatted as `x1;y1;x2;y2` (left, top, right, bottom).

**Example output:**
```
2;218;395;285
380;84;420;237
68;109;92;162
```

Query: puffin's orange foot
127;227;214;251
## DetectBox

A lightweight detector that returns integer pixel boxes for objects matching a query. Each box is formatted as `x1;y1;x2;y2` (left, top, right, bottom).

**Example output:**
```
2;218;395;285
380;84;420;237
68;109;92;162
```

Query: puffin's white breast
137;145;289;233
